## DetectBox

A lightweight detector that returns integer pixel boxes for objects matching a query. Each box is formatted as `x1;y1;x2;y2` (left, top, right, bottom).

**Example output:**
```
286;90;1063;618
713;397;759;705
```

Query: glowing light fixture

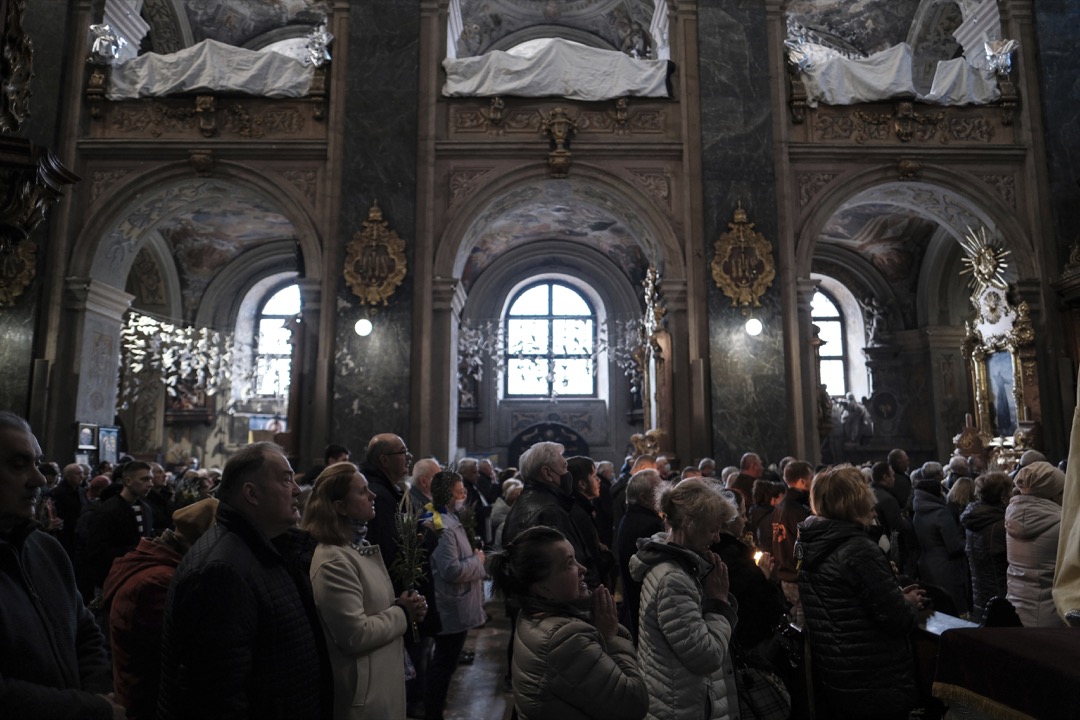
354;318;373;337
745;318;763;336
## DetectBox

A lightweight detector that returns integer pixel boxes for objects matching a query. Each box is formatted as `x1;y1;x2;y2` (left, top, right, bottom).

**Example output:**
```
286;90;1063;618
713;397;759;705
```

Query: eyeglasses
387;448;411;456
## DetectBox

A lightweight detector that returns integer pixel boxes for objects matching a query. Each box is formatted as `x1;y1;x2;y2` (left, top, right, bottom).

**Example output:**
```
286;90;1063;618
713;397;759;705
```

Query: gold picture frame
962;288;1037;444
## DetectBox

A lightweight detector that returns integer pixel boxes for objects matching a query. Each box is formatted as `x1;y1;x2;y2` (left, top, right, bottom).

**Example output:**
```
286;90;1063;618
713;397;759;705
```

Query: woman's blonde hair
301;462;362;545
810;465;876;523
660;478;737;535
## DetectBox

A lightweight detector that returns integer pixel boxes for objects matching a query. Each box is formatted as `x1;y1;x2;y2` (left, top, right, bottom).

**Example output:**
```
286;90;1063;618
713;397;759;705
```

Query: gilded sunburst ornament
959;226;1010;294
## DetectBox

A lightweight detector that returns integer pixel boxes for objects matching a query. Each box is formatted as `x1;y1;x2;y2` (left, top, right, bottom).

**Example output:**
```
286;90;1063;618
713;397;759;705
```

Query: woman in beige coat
303;463;428;720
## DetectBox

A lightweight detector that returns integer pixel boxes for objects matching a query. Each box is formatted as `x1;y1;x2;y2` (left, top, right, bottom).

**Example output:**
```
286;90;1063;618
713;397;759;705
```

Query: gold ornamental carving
711;205;776;308
0;239;37;306
344;201;407;307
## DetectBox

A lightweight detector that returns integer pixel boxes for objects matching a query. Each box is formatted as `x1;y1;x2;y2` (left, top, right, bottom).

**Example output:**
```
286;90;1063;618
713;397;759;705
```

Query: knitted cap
1014;461;1064;500
172;497;219;546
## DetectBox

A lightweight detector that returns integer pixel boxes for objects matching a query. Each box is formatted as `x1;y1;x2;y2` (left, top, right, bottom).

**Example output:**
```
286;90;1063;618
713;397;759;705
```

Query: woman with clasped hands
488;525;647;720
629;479;741;720
303;463;428;720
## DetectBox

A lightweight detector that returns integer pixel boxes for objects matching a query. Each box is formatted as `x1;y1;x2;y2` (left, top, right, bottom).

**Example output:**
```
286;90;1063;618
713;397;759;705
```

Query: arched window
254;284;300;398
504;281;596;398
812;290;847;397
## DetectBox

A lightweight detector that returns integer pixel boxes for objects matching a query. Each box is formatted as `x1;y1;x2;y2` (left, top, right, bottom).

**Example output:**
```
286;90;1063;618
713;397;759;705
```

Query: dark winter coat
796;515;917;720
773;486;810;583
912;488;968;614
747;503;774;554
101;536;183;720
50;480;87;558
86;493;154;590
615;503;665;639
959;500;1008;624
359;462;404;575
712;532;787;650
0;520;113;719
501;480;582;557
570;493;604;588
158;503;330;720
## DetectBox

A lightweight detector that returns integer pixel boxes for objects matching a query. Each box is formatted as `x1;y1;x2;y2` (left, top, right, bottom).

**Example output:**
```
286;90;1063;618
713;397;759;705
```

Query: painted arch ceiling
141;1;984;323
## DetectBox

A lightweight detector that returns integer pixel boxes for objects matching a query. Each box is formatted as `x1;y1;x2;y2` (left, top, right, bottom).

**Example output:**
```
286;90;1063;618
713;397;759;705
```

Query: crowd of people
1;408;1075;720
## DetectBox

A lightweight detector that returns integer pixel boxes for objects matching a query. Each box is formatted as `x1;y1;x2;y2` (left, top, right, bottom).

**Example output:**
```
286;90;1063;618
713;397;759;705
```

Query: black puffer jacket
0;520;113;719
158;503;329;720
959;500;1008;624
797;515;917;720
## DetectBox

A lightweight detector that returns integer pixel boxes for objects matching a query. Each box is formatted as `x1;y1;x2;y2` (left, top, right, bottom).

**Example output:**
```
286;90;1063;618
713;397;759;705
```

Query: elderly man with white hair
614;469;665;641
499;442;581;556
406;457;441;515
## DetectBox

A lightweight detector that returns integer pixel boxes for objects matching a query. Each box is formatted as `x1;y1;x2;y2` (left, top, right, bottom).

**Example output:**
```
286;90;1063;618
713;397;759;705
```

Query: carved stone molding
93;98;319;141
189;150;214;177
629;168;672;210
0;238;36;306
280;169;318;205
897;159;922;180
448;167;493;206
796;172;837;208
539;107;577;178
1;0;33;132
977;173;1017;209
449;101;667;136
91;169;132;202
808;104;999;145
140;0;188;54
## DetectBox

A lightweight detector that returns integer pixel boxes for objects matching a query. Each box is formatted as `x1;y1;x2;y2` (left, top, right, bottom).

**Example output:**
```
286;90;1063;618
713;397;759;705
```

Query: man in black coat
774;459;812;626
500;441;581;553
159;441;329;720
85;460;155;593
0;412;123;719
360;433;410;574
50;461;88;559
614;469;664;640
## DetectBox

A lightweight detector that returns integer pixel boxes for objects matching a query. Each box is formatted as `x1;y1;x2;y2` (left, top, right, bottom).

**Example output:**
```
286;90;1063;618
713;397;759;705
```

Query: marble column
795;278;820;464
295;277;325;463
661;278;689;464
61;278;133;458
428;277;465;463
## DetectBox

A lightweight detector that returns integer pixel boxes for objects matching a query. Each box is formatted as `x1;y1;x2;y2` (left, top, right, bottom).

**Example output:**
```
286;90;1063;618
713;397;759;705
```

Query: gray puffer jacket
629;532;739;720
512;598;647;720
1005;494;1065;628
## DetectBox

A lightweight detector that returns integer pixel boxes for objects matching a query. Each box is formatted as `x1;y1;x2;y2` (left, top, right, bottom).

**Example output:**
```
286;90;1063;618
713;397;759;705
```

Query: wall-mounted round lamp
354;318;373;337
745;318;763;336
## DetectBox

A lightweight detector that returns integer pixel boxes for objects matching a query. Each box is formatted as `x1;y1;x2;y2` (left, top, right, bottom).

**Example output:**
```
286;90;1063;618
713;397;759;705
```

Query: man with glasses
361;433;412;573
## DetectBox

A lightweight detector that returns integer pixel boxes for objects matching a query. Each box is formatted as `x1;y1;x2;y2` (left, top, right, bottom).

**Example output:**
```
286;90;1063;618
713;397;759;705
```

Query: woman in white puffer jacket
1005;461;1066;628
629;479;740;720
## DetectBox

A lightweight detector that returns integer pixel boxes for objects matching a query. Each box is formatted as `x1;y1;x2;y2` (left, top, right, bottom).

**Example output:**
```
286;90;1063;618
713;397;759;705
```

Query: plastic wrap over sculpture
107;39;315;100
442;38;671;101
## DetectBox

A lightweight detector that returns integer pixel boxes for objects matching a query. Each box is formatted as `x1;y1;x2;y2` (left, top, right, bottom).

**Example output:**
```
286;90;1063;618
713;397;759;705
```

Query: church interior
4;0;1080;476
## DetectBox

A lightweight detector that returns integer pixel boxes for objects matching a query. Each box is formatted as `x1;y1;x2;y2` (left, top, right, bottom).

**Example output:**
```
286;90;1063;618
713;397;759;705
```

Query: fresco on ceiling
461;200;648;291
155;191;294;316
783;0;920;55
819;203;936;286
456;0;656;57
182;0;331;47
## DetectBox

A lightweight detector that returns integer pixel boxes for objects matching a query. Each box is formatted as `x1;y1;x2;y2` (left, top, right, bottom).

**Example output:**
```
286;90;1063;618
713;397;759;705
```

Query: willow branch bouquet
389;511;428;641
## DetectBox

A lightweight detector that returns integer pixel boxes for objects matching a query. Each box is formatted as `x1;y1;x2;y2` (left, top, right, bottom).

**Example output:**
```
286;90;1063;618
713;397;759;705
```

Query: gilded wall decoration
539;107;578;178
710;205;776;308
344;201;408;306
797;172;837;208
448;168;493;206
